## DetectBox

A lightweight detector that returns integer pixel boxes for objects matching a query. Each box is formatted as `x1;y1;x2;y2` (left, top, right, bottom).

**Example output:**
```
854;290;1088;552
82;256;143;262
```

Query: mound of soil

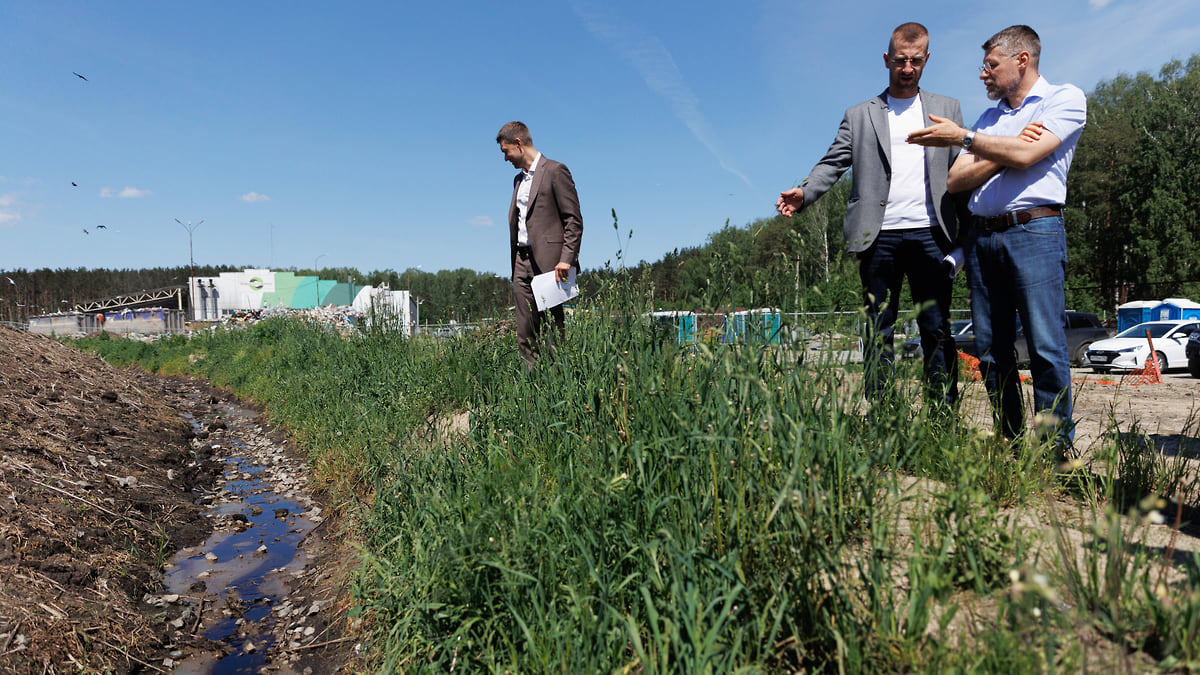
0;325;239;671
0;326;360;673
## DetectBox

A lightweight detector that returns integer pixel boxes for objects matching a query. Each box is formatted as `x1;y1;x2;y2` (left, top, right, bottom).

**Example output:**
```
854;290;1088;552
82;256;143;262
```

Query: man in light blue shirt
908;24;1086;454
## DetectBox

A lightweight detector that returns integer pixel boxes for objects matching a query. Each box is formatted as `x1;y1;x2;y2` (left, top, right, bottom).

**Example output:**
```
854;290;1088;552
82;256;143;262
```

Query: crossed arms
906;116;1058;193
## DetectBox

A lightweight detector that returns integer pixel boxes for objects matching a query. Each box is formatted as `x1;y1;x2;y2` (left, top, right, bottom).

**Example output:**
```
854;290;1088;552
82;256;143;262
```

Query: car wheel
1190;357;1200;378
1073;342;1093;366
1155;351;1168;373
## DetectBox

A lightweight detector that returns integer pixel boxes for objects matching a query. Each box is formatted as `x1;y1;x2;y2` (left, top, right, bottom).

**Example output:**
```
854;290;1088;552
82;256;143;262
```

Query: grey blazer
508;156;583;275
799;89;967;253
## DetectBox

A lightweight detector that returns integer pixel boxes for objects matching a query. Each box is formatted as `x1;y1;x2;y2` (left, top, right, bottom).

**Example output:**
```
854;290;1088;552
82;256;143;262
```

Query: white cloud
118;186;152;199
470;215;494;227
1089;0;1115;8
570;1;755;190
241;191;271;203
0;193;21;227
100;186;153;199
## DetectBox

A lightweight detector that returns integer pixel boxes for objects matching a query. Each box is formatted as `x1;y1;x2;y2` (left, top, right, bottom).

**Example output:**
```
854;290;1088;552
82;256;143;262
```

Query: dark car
1187;329;1200;378
899;319;973;359
904;311;1109;366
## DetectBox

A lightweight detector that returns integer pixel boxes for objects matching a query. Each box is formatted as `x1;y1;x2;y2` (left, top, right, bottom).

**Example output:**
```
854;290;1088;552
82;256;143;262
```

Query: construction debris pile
213;306;364;335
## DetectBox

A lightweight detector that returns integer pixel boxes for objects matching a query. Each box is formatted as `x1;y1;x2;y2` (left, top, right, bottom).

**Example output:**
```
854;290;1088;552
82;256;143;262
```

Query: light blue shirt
968;76;1087;217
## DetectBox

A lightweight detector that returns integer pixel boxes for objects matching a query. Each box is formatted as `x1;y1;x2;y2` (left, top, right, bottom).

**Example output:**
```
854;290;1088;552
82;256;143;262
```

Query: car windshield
1116;322;1179;339
951;320;971;334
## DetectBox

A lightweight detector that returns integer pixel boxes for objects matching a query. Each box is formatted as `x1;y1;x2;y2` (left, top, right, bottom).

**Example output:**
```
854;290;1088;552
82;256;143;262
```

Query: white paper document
531;267;579;311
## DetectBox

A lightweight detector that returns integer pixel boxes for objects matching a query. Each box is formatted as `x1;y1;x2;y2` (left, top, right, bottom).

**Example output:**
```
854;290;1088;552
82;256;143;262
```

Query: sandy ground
1068;368;1200;455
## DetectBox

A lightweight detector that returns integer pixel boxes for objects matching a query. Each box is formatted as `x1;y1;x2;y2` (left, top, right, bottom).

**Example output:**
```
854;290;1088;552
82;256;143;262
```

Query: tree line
1065;55;1200;312
4;56;1197;326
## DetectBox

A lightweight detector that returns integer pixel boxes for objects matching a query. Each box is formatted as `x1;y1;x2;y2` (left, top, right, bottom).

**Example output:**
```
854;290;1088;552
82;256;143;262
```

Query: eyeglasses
979;54;1019;75
889;56;926;68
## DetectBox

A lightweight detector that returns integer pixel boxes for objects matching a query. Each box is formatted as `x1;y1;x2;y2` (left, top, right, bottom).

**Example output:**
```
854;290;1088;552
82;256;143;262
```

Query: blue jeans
858;227;958;406
965;215;1073;444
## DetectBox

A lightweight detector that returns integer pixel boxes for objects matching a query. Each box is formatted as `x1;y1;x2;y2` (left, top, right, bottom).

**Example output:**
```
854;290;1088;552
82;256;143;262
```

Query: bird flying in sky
96;225;107;229
73;72;88;81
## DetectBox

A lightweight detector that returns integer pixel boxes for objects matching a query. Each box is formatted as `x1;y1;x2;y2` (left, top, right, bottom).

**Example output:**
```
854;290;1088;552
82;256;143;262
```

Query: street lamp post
175;218;204;319
314;253;327;307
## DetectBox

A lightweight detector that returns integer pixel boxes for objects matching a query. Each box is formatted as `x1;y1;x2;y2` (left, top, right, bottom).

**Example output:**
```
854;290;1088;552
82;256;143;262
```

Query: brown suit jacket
508;156;583;276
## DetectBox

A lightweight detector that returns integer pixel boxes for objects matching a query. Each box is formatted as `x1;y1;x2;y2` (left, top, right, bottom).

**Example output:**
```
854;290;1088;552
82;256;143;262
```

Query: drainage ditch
151;403;338;674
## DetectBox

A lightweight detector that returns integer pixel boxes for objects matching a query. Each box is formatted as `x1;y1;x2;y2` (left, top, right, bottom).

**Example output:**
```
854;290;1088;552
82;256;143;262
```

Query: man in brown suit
497;121;583;368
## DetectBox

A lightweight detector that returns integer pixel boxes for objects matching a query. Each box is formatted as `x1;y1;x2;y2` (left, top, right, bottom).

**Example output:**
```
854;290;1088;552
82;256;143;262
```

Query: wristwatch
961;131;975;149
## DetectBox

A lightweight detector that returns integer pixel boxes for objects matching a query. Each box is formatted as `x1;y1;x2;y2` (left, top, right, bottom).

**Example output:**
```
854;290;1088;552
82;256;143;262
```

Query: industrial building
28;307;187;338
25;269;418;338
189;269;419;335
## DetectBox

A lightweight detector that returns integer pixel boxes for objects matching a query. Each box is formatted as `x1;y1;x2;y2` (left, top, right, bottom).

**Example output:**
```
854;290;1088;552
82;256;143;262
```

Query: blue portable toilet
724;312;745;344
734;308;782;344
645;311;696;344
1151;298;1200;322
1179;299;1200;321
1116;301;1157;332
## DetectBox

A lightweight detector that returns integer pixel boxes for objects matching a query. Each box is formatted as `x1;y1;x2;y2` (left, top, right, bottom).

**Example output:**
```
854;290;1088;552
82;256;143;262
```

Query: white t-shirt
881;94;934;231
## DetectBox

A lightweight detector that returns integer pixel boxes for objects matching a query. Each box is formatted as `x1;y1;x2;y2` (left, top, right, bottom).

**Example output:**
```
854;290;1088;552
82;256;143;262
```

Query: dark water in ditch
167;405;316;674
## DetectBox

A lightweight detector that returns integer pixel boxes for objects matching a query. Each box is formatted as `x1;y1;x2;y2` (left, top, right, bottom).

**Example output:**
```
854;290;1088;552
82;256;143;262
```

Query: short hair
496;121;532;145
983;25;1041;66
888;22;929;53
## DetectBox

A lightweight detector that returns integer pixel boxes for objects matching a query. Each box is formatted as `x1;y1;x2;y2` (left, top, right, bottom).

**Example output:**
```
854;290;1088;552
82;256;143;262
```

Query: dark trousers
858;227;958;406
512;250;565;369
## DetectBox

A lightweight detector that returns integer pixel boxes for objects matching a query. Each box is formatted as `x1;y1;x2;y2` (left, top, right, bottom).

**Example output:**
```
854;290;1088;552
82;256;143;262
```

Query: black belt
975;205;1062;232
515;245;532;259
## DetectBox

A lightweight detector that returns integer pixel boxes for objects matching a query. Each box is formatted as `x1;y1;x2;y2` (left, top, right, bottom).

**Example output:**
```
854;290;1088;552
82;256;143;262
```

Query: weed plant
70;272;1200;673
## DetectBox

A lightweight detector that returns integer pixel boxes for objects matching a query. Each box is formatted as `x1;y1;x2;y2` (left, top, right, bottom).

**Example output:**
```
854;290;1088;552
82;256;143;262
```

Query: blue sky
2;1;1198;277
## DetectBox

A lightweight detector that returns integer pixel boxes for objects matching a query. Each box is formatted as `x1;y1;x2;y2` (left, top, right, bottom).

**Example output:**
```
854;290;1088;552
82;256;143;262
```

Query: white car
1084;320;1200;373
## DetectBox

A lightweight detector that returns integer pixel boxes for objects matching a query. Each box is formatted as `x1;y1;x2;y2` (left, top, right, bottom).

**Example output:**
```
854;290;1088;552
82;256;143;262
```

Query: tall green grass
72;275;1200;673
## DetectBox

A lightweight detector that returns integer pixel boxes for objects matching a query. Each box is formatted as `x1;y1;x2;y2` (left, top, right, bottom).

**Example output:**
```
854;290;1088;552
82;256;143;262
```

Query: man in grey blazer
777;22;967;408
497;121;583;369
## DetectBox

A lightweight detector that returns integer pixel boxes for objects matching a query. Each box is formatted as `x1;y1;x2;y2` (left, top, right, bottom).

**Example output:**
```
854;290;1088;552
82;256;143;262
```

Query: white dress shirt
515;152;542;247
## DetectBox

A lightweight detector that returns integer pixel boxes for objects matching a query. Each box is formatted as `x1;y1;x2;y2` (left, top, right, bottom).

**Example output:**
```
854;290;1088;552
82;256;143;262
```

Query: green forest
4;56;1198;326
